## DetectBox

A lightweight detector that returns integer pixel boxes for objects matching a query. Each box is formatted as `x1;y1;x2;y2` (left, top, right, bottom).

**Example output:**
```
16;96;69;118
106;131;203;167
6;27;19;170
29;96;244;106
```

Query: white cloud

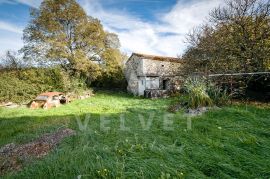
0;21;23;55
0;0;223;56
0;31;23;56
159;0;222;34
14;0;42;8
0;21;23;34
81;0;223;56
0;0;41;7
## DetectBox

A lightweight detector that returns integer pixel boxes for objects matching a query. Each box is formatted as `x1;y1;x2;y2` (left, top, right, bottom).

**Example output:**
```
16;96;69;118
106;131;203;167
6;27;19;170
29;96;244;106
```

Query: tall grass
184;77;213;108
207;84;231;106
184;77;231;108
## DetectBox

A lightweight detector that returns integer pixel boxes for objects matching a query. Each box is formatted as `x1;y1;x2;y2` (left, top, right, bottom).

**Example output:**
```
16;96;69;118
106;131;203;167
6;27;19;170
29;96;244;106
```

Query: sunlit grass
0;91;269;178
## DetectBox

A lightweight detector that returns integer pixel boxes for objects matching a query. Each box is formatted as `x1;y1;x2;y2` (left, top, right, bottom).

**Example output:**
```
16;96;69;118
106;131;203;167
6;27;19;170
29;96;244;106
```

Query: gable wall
142;58;182;76
125;56;141;95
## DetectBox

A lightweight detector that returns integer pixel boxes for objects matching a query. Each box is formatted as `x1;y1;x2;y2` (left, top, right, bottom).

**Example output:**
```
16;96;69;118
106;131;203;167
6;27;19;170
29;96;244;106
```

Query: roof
38;92;64;97
129;52;183;63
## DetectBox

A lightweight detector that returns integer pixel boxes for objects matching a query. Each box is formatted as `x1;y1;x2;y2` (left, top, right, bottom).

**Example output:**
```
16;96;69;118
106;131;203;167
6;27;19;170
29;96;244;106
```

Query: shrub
184;77;213;109
184;76;231;109
207;84;231;106
0;68;76;103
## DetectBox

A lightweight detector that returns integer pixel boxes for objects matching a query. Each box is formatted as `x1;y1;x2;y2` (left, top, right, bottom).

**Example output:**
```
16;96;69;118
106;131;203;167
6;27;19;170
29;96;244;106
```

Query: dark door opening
162;79;170;90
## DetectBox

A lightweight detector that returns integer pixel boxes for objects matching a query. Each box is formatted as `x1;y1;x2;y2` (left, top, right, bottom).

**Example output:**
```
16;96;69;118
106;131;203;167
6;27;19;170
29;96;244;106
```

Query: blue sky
0;0;222;56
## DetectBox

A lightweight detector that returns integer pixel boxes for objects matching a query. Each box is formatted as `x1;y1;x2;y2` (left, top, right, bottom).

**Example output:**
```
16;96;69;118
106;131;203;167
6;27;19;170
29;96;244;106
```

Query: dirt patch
0;128;76;175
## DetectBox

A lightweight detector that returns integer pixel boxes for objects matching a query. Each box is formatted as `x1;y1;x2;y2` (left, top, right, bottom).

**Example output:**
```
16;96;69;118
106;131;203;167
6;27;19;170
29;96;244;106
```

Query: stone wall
142;58;182;76
125;55;141;95
144;90;169;98
125;54;185;96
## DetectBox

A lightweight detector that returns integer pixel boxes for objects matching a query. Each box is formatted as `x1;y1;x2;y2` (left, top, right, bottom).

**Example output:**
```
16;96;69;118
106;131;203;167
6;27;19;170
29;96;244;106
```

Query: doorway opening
162;79;170;90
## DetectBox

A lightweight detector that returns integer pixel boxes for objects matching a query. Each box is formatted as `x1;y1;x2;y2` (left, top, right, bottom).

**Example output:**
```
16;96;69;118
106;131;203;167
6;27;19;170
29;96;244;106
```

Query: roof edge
128;52;183;64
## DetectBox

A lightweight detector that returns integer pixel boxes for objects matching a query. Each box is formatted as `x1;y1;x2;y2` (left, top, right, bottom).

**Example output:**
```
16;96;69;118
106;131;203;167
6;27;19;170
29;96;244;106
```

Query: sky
0;0;223;57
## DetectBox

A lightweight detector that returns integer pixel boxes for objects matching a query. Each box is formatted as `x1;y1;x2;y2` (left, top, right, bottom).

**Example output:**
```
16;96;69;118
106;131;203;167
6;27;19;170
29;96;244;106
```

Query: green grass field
0;91;270;178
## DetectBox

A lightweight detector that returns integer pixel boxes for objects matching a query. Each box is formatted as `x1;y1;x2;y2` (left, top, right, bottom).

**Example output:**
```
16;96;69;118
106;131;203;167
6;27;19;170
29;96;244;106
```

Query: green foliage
207;84;231;106
184;0;270;73
0;92;270;178
22;0;126;87
183;0;270;96
184;77;231;108
184;77;213;108
92;48;126;89
0;68;72;103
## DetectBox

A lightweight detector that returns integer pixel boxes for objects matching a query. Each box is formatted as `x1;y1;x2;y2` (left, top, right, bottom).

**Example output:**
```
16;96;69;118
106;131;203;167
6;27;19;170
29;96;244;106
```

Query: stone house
125;53;184;97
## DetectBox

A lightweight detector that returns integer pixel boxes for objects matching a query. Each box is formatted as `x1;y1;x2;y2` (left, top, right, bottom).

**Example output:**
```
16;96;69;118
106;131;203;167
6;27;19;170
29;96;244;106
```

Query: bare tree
0;51;24;70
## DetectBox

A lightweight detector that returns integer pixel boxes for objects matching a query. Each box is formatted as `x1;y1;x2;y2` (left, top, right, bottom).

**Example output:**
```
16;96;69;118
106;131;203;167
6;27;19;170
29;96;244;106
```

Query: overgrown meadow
0;91;269;178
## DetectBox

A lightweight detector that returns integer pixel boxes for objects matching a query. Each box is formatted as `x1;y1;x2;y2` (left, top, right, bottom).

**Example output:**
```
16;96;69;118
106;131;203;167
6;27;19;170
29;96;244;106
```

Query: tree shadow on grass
0;105;270;178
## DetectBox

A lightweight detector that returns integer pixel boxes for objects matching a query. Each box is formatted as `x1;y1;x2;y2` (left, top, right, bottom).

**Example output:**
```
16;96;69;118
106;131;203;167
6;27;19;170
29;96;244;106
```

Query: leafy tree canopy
183;0;270;74
22;0;124;85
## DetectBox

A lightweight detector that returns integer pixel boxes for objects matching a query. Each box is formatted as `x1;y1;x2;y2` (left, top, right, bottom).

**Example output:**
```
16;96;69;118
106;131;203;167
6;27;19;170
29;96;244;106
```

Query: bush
184;77;213;109
0;68;74;103
184;76;231;109
207;84;231;106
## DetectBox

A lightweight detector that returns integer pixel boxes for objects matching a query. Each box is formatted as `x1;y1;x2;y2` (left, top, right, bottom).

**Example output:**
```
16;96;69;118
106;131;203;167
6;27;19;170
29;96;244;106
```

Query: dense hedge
0;68;71;103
